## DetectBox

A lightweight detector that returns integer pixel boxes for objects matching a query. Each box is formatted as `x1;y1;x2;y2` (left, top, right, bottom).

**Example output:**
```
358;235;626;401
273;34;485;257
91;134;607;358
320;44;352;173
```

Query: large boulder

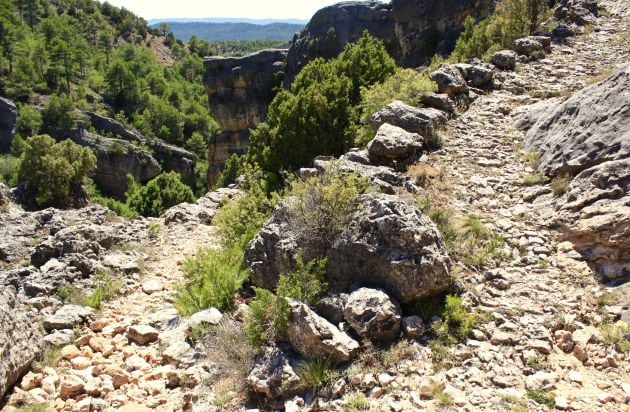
327;194;452;303
492;50;517;71
430;64;469;96
513;37;546;57
247;193;452;303
0;97;17;153
524;64;630;177
203;50;288;185
455;61;494;88
284;1;401;86
371;100;447;137
343;288;402;343
0;287;44;398
367;123;424;167
287;300;360;363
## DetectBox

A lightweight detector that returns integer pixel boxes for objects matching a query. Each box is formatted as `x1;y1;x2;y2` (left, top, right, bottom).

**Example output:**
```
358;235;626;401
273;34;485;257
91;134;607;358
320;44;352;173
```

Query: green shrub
277;254;328;305
0;155;20;186
248;31;396;178
354;68;437;146
600;322;630;354
89;184;139;219
431;295;476;344
214;153;243;189
17;134;96;208
451;0;551;62
56;272;123;309
522;172;549;186
16;104;42;138
41;93;77;136
245;288;290;347
285;167;368;259
127;171;195;217
344;393;370;411
174;246;247;315
213;166;279;250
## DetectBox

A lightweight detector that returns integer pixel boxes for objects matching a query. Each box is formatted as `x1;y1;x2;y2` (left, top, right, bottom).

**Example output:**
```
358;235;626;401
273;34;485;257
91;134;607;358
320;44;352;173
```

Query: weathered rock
555;0;598;25
71;130;162;199
555;159;630;278
127;325;159;346
0;97;17;153
367;124;424;167
247;344;302;398
203;50;287;185
455;62;494;88
552;23;576;38
514;37;546;57
43;305;95;331
315;294;348;325
287;299;360;363
59;374;85;399
162;187;241;225
343;288;402;343
421;93;455;113
327;194;452;303
186;307;223;330
430;64;469;96
284;1;401;86
371;100;447;138
492;50;517;70
402;315;424;339
0;287;44;398
525;64;630;177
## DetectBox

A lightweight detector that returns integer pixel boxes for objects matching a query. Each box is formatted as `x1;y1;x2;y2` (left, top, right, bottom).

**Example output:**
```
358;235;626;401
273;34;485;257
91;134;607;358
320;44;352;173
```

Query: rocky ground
1;1;629;411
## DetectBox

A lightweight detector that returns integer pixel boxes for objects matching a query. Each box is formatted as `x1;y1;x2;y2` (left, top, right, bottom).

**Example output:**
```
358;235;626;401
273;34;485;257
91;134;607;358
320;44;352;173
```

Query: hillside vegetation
155;21;302;41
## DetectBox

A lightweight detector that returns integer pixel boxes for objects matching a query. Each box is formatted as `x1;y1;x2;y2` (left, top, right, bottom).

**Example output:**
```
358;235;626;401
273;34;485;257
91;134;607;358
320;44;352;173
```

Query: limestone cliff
203;49;287;185
0;97;17;153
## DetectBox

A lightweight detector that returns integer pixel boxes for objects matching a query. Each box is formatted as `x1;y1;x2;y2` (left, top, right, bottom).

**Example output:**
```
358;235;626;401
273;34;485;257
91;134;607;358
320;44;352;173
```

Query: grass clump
343;393;370;411
527;389;555;408
431;383;454;407
522;172;549;186
56;272;122;309
245;288;290;347
600;322;630;354
596;292;618;308
175;246;247;315
277;254;328;305
522;150;542;167
296;358;338;391
431;295;476;344
457;214;507;268
33;346;62;370
550;174;571;197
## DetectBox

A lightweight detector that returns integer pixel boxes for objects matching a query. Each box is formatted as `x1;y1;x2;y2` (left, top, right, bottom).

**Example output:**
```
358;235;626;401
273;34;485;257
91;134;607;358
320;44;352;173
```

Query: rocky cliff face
203;50;287;185
284;1;401;86
0;97;17;153
392;0;496;67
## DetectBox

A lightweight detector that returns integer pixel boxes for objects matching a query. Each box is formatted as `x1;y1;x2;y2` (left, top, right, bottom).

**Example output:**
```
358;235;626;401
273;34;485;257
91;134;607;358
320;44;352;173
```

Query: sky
99;0;379;21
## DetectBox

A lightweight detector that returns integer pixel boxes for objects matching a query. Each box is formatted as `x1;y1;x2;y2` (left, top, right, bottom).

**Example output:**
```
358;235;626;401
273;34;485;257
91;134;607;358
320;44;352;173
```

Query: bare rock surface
343;288;402;343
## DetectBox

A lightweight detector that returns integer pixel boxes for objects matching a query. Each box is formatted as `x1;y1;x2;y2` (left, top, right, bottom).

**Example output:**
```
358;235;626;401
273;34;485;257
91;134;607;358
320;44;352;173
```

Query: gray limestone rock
367;123;424;167
343;288;402;343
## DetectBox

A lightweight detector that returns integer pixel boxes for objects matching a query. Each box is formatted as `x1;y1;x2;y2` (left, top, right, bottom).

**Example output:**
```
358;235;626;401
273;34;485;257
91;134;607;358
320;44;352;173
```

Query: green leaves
127;171;195;217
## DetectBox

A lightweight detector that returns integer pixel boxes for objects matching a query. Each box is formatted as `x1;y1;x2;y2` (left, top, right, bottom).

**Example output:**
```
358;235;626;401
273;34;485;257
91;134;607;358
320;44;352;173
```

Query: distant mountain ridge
152;21;304;41
149;17;308;25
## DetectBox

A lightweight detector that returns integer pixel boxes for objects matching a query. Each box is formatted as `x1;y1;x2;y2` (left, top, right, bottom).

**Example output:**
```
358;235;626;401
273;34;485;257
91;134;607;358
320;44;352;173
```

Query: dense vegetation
0;0;220;211
155;21;302;42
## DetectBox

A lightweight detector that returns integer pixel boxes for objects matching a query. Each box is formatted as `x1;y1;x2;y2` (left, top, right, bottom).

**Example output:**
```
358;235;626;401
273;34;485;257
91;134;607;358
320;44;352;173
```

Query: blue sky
100;0;381;20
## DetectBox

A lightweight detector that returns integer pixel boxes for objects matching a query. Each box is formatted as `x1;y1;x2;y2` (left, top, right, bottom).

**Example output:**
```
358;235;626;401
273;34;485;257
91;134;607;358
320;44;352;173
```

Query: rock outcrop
203;50;288;185
371;100;448;139
0;287;44;398
523;64;630;278
343;288;401;343
284;1;401;86
555;0;599;25
0;97;17;153
525;64;630;177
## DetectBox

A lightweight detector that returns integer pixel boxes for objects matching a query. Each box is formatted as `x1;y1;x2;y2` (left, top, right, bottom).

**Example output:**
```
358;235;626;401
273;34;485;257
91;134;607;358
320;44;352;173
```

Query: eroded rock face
203;50;287;185
0;97;17;153
287;299;360;363
392;0;495;67
525;64;630;177
0;287;44;398
285;1;401;86
555;0;598;25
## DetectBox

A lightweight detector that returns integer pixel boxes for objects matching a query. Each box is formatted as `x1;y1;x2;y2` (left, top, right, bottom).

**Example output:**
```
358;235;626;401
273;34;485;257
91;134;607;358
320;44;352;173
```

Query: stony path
338;2;629;410
3;220;219;411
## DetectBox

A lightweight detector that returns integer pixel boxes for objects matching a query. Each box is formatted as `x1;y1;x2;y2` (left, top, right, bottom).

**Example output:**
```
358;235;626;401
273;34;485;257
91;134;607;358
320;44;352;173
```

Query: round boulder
491;50;517;71
343;288;401;343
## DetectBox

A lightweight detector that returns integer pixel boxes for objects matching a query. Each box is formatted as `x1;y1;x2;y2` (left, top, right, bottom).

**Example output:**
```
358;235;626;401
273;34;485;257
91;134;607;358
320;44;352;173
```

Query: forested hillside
0;0;219;211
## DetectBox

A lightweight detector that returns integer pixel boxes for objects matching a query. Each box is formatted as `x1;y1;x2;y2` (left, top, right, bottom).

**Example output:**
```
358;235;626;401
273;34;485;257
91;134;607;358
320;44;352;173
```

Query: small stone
598;392;613;403
89;337;114;356
142;279;163;294
567;370;582;383
573;344;588;362
490;332;516;345
70;356;91;370
59;375;85;399
526;339;552;355
402;316;424;339
61;345;81;360
162;341;191;364
20;372;42;391
555;396;569;410
127;325;159;345
378;373;395;387
361;373;377;389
